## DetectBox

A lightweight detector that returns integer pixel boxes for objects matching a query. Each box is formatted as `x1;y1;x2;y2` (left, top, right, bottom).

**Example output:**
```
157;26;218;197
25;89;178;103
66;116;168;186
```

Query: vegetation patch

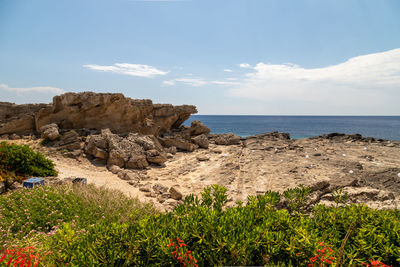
1;184;399;266
0;142;57;178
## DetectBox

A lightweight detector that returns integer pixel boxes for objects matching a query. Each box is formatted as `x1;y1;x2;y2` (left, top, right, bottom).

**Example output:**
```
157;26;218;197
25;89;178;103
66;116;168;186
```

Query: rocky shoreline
1;92;399;211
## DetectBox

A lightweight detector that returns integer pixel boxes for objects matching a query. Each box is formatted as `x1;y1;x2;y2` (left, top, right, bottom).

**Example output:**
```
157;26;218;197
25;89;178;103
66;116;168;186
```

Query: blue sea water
184;115;400;141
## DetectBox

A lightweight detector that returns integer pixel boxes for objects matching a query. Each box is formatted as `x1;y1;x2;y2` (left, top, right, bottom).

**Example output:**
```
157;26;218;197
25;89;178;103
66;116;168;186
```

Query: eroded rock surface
0;102;50;135
0;92;197;136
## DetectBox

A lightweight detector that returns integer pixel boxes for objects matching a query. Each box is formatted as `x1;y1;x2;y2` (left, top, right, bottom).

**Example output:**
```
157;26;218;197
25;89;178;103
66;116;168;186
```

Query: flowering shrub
362;259;392;267
308;242;335;266
0;246;40;267
2;184;399;266
168;238;199;267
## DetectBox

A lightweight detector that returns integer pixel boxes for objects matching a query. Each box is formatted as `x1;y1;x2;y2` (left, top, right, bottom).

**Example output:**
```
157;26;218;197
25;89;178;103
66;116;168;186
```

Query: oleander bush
0;142;57;177
1;184;399;266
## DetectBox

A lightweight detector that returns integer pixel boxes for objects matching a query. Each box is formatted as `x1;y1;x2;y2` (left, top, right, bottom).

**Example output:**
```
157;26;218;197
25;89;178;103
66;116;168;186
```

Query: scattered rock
9;133;20;140
146;149;167;165
125;172;140;181
211;148;222;154
196;155;210;161
192;134;209;148
313;153;322;157
117;171;128;180
126;154;149;169
153;183;169;194
169;186;183;200
164;146;177;154
139;185;152;192
159;136;198;152
214;133;241;145
108;165;121;174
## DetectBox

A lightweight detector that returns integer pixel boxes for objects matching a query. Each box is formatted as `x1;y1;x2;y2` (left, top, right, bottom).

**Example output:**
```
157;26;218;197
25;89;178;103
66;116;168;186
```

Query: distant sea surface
184;115;400;141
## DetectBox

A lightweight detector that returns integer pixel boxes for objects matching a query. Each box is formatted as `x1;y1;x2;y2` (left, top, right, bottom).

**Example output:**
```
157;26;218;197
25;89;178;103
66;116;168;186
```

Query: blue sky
0;0;399;115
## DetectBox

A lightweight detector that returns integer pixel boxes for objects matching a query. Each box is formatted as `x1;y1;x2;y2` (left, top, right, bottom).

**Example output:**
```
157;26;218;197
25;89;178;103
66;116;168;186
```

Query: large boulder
192;134;209;148
85;128;167;169
40;123;59;141
187;120;210;136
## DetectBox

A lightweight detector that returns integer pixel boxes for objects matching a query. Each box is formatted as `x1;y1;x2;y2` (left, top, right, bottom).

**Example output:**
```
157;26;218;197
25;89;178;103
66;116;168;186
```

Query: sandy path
50;156;142;199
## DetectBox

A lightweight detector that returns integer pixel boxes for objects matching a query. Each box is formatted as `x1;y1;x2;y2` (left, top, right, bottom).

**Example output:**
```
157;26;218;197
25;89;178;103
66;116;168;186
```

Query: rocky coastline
1;92;399;211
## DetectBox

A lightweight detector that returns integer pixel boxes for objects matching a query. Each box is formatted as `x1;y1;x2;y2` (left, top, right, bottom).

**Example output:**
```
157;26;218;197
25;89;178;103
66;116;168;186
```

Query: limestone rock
146;149;167;165
169;186;183;200
192;134;209;149
108;165;121;174
188;120;210;136
164;146;177;154
92;147;108;159
0;102;50;135
196;154;210;161
214;133;241;145
139;185;152;192
40;123;59;141
35;92;197;136
153;183;169;194
211;148;222;154
126;154;149;169
159;136;198;152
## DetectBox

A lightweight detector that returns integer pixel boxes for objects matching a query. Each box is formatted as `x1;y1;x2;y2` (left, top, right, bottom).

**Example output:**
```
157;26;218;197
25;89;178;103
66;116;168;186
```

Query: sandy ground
4;136;400;211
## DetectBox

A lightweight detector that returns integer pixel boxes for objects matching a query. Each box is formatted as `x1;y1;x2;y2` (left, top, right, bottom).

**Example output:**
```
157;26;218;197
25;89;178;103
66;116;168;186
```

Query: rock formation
0;102;50;136
0;92;197;136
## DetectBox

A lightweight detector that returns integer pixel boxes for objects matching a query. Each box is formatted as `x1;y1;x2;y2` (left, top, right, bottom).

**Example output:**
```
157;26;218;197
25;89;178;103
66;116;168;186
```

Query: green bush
1;184;399;266
0;142;57;177
37;185;400;266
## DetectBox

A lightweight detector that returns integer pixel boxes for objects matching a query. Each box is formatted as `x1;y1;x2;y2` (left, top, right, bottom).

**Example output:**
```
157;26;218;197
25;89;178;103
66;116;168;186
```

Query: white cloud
162;77;240;87
239;63;252;69
162;80;176;86
83;63;168;78
224;69;233;72
0;83;65;95
229;48;400;114
175;78;208;87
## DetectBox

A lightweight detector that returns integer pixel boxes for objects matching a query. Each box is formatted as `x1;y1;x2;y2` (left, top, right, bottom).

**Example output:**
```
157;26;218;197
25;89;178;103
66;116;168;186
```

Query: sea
184;115;400;141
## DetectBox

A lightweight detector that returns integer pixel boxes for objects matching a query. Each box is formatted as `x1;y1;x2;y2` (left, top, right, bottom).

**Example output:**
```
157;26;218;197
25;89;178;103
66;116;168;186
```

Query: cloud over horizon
0;83;65;95
83;63;168;78
229;48;400;114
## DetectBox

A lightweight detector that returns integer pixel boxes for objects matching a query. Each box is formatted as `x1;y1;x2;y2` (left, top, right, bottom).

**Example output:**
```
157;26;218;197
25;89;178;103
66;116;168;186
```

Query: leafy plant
283;184;312;214
0;142;57;177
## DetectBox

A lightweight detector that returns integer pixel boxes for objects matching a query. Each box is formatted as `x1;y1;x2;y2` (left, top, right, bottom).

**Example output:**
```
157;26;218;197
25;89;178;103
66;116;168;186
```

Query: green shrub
38;185;400;266
1;184;399;266
0;142;57;177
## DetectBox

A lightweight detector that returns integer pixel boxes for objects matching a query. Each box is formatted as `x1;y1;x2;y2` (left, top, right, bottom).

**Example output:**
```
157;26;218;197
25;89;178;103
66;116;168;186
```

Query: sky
0;0;399;115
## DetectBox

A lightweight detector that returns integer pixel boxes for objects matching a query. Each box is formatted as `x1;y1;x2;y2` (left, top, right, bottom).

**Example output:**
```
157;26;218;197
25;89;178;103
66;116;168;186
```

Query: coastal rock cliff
0;92;197;136
0;102;50;135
